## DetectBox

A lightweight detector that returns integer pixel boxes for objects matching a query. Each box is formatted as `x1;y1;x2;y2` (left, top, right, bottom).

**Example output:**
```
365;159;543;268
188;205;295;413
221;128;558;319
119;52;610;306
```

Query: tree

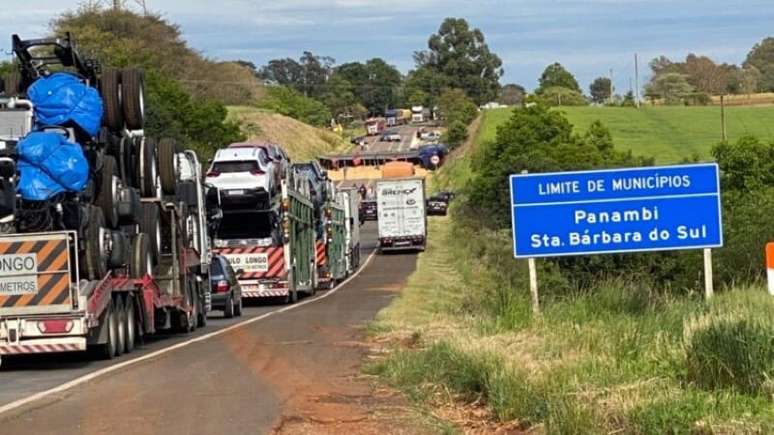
744;37;774;91
681;54;731;95
535;86;587;106
320;73;357;118
260;86;332;127
589;77;612;103
260;51;334;98
645;73;694;104
260;58;303;86
498;84;525;106
413;17;503;105
537;63;581;94
334;58;402;115
437;88;477;146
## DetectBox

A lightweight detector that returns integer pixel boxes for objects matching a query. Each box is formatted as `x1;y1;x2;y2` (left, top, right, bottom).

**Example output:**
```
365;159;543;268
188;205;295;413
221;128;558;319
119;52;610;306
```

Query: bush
535;86;588;106
684;305;774;395
444;120;468;147
260;86;332;127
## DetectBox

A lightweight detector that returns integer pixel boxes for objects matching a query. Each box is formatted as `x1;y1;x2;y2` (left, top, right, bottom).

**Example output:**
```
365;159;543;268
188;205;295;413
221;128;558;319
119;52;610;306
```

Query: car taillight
215;280;230;293
38;319;74;334
250;169;265;175
206;171;220;177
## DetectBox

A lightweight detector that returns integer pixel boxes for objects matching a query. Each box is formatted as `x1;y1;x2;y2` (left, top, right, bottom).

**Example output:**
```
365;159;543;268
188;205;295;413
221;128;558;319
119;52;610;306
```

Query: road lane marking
0;249;378;417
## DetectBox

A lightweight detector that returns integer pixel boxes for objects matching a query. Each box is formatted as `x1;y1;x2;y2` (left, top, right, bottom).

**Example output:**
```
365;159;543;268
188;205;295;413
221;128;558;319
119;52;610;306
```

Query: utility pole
720;95;727;141
634;53;641;108
609;68;614;103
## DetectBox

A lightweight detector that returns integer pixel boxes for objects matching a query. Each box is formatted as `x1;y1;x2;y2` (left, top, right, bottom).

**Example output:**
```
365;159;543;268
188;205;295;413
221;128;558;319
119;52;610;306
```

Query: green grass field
479;106;774;163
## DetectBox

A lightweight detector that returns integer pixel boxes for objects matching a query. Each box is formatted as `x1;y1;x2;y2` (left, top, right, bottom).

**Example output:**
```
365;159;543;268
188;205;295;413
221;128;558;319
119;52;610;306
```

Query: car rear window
210;259;224;276
213;161;258;173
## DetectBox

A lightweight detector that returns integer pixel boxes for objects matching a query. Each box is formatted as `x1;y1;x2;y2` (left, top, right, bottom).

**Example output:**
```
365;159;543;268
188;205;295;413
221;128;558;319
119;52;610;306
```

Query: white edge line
0;249;378;417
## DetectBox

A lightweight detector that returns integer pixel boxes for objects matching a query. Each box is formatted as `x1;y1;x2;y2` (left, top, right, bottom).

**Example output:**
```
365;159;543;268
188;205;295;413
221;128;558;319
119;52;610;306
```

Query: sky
2;1;774;94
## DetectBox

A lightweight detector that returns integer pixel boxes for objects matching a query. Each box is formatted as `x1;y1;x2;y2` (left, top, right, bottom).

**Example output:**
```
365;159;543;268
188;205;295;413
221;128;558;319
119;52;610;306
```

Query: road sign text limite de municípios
510;164;722;258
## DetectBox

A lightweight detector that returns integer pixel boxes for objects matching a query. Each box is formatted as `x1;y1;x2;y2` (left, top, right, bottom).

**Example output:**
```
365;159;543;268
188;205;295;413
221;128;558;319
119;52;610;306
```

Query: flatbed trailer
213;170;317;303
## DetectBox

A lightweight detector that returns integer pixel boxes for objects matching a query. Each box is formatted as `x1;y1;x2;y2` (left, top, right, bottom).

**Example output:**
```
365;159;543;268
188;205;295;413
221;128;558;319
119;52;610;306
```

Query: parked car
381;130;401;142
359;200;378;222
209;255;243;318
206;146;276;210
427;195;449;216
420;130;441;141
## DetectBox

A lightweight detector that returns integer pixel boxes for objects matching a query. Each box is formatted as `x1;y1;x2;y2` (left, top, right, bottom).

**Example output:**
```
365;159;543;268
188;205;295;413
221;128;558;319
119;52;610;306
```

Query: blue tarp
27;73;103;137
17;132;89;201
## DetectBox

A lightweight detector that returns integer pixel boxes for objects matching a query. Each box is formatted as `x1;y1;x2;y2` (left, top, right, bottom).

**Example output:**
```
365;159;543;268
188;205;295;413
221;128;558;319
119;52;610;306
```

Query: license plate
228;189;244;196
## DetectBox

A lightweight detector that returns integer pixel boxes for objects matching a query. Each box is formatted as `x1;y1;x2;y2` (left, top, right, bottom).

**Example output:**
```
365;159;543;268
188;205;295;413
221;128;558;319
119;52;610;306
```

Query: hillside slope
480;106;774;163
227;106;349;160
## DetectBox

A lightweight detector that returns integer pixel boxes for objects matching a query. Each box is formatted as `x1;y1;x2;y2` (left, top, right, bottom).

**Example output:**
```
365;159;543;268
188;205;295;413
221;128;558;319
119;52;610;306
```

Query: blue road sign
510;164;722;258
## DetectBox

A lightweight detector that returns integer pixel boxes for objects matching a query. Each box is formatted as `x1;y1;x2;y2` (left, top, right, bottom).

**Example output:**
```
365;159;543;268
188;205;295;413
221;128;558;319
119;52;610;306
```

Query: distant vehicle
365;118;386;136
418;144;448;169
337;187;361;274
359;200;378;222
350;135;367;146
381;161;415;178
411;105;425;123
206;146;276;210
209;255;243;318
293;161;328;210
420;131;441;141
427;194;449;216
381;130;401;142
228;143;288;192
376;177;427;252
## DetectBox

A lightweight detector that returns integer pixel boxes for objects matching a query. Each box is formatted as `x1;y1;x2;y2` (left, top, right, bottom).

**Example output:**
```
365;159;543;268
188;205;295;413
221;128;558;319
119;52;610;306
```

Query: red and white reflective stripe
766;242;774;296
216;246;287;279
0;342;85;355
242;288;289;298
316;241;326;266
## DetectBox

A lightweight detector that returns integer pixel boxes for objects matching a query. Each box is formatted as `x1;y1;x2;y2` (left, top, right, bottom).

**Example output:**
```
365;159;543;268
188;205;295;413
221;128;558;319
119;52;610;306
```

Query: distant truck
337;187;361;274
381;161;415;178
411;106;424;123
365;118;386;136
375;178;427;252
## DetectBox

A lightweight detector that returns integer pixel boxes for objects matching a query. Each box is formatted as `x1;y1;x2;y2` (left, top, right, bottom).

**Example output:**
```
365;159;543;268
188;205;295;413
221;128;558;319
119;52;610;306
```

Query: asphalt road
358;125;420;155
0;222;419;434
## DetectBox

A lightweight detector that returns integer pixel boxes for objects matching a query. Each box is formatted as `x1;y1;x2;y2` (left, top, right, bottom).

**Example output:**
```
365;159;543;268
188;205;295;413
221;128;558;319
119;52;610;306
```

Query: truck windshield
213;161;258;173
217;212;274;239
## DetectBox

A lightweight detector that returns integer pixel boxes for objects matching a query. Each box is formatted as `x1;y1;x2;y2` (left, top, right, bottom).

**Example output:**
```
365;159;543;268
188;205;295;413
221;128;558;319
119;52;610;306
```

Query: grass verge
369;218;774;434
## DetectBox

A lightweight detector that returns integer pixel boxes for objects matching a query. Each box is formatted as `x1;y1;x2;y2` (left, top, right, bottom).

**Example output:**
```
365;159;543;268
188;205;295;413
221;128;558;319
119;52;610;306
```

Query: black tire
114;296;126;357
234;294;243;317
119;136;136;187
136;137;159;197
4;71;21;97
94;301;118;360
100;69;123;131
82;206;108;280
96;155;120;228
188;285;198;332
130;233;152;278
158;138;178;195
224;293;235;319
197;290;208;328
121;69;145;129
139;203;161;265
124;296;137;354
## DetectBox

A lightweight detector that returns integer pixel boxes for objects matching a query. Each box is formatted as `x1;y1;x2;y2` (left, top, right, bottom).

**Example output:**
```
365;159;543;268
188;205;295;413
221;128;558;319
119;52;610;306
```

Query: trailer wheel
94;301;118;360
136;137;160;197
121;68;145;130
139;204;161;265
130;233;152;278
82;206;108;281
188;285;198;332
119;136;136;187
157;138;178;195
3;71;22;97
124;296;137;353
96;155;120;228
114;296;126;357
100;69;124;131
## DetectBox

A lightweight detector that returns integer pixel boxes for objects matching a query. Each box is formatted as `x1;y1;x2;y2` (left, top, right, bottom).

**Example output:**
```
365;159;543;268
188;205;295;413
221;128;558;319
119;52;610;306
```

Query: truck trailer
375;177;427;253
337;187;361;274
0;34;213;364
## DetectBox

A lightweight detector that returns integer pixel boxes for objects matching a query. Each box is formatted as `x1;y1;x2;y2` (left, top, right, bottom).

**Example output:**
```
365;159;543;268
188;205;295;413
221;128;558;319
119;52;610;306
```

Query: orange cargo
381;161;415;178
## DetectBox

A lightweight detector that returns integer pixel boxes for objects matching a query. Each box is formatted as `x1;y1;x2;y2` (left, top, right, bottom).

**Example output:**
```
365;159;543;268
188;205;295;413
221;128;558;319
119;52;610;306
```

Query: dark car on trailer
209;254;243;318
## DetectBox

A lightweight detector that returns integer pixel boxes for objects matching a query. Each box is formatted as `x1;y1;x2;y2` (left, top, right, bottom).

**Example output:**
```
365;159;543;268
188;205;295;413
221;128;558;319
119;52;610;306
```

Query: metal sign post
510;163;723;301
528;257;539;314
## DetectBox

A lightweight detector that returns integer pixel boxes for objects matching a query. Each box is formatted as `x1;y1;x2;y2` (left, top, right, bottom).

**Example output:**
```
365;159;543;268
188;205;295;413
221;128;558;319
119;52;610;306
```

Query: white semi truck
375;177;426;253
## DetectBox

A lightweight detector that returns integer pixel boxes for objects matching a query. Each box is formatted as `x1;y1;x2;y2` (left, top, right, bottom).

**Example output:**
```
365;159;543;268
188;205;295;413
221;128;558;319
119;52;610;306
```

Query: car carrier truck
315;180;348;289
0;34;213;365
212;166;318;303
375;177;427;252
